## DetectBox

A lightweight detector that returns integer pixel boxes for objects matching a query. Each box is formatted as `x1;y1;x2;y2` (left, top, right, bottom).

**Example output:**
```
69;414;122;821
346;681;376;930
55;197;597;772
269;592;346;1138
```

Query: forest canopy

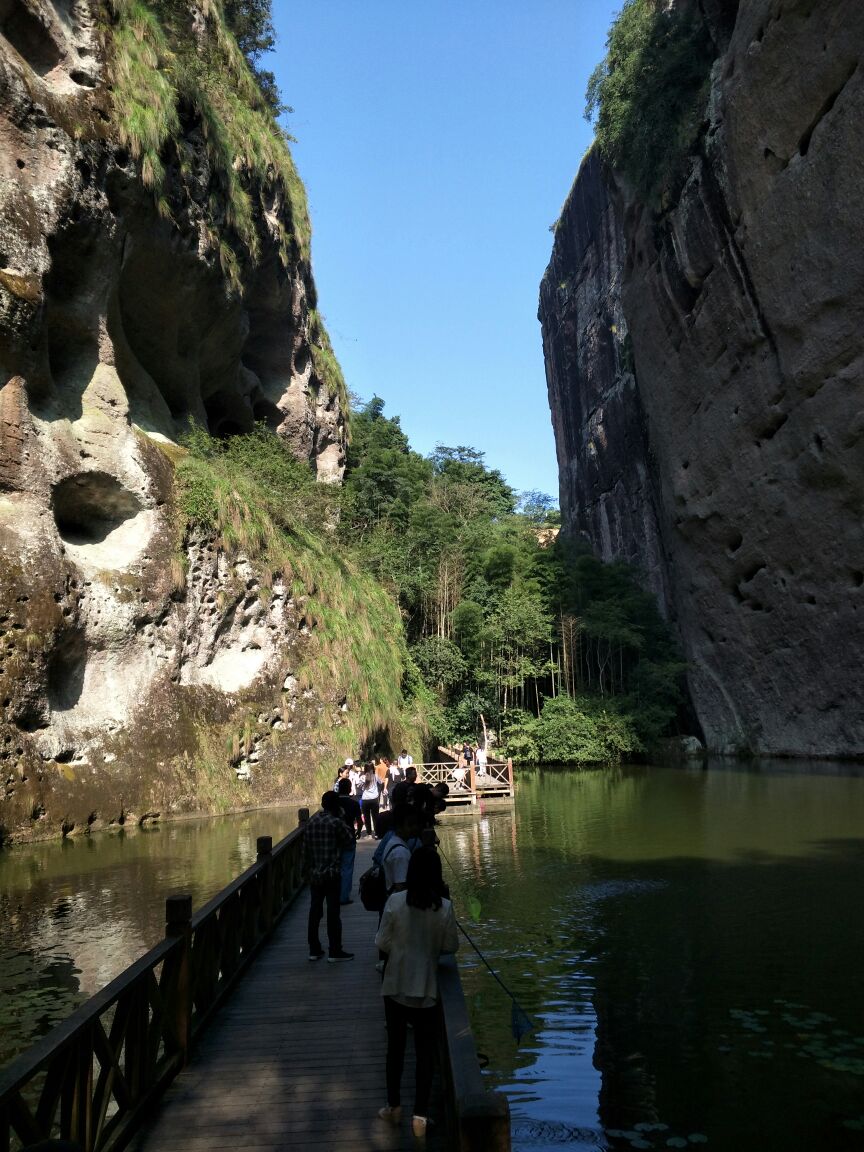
340;396;685;763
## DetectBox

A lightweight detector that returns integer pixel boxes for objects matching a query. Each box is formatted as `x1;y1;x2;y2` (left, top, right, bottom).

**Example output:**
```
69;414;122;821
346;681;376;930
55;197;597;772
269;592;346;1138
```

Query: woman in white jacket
375;846;458;1138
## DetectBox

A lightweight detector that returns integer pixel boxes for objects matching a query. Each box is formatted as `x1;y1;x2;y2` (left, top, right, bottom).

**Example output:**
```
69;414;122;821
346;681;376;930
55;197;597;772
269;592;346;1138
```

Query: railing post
507;757;514;795
165;895;193;1067
469;760;476;799
257;836;274;933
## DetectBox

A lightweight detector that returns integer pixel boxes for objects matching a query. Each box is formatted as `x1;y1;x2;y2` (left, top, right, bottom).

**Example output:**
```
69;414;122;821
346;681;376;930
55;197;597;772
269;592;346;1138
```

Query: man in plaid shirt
304;791;355;961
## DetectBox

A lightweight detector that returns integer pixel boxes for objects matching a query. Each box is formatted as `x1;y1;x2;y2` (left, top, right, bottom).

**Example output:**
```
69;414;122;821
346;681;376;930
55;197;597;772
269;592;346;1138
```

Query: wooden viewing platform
419;752;514;808
0;815;509;1152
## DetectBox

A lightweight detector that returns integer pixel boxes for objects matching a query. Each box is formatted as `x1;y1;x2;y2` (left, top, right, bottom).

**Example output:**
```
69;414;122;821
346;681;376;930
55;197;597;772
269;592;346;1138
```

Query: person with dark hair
360;762;382;838
375;846;458;1138
303;791;354;962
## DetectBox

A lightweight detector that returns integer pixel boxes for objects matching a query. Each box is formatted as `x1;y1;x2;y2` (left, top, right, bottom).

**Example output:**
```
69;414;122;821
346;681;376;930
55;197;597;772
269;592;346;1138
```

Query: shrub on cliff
585;0;716;205
105;0;311;284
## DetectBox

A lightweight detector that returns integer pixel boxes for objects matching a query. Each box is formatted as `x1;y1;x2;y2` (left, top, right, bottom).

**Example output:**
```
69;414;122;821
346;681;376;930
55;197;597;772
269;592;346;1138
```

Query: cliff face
541;0;864;757
0;1;359;840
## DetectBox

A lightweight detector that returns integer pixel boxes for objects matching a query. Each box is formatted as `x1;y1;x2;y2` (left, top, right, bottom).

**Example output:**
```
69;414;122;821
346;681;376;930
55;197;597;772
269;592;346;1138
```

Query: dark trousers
384;996;437;1115
361;798;380;836
339;845;356;903
307;874;342;956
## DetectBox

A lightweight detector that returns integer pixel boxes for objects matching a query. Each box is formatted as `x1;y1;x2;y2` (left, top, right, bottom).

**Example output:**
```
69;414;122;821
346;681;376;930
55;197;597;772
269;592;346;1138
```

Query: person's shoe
327;950;354;962
378;1105;401;1124
308;950;325;961
412;1115;433;1138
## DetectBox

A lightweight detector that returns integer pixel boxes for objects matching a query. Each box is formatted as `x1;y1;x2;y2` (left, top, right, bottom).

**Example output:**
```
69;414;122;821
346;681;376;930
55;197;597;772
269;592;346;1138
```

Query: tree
518;490;557;524
413;636;467;693
222;0;288;115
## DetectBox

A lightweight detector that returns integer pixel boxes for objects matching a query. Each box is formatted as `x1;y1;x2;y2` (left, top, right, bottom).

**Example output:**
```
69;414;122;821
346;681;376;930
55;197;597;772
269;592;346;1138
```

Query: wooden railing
438;955;510;1150
421;757;514;796
0;805;510;1152
0;816;309;1152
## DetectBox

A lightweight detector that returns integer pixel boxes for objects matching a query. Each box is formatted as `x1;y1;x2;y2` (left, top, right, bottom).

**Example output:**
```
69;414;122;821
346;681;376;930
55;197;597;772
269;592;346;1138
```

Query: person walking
360;763;382;838
304;791;355;962
375;847;458;1138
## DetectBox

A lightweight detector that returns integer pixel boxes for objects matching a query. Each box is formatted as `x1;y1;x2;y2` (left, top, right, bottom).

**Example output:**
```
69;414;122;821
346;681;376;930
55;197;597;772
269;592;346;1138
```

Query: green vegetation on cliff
105;0;311;277
585;0;716;204
173;426;429;770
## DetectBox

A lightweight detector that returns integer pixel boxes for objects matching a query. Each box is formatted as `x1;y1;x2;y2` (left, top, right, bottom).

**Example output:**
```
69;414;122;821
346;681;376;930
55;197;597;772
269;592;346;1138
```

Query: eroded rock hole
252;398;283;430
47;630;87;712
0;0;62;74
52;472;142;545
204;389;254;439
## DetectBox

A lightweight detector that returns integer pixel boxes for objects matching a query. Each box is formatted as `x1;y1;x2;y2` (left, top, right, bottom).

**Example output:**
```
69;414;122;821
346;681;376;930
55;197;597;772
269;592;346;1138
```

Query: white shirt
375;892;458;1007
382;835;411;892
397;753;413;771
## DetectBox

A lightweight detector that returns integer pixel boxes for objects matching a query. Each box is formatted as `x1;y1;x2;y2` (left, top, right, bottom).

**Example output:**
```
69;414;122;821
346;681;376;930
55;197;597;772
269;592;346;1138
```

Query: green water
436;762;864;1152
2;764;863;1152
0;807;301;1068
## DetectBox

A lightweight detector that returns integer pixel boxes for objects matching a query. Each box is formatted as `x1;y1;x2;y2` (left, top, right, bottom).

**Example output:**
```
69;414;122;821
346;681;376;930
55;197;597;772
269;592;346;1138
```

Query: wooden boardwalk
128;840;447;1152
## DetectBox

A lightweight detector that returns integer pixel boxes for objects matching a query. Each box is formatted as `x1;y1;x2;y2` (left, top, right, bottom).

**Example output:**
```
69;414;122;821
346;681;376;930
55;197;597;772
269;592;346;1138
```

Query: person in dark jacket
304;791;354;962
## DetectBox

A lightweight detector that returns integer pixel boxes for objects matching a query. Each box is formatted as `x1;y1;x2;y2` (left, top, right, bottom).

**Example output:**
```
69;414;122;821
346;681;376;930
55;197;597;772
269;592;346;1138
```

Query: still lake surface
2;762;864;1151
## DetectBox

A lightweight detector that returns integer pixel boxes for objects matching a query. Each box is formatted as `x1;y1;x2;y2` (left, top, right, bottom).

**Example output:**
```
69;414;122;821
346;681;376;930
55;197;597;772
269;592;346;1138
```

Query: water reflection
437;761;864;1152
0;808;300;1066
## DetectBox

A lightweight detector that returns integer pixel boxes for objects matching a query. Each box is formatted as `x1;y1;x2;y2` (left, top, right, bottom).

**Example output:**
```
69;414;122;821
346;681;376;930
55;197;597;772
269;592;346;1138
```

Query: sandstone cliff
0;1;399;842
541;0;864;757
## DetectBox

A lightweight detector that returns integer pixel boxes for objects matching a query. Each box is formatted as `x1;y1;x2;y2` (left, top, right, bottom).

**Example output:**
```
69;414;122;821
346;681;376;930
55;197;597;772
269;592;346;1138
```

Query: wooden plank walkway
128;840;447;1152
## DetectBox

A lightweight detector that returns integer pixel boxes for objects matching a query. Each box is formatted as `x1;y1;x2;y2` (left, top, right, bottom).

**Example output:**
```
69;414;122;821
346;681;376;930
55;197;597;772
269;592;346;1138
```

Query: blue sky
271;1;619;502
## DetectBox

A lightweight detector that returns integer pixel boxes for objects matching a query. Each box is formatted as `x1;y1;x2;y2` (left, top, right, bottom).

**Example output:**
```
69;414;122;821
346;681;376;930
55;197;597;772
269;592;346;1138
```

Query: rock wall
541;0;864;757
0;1;354;839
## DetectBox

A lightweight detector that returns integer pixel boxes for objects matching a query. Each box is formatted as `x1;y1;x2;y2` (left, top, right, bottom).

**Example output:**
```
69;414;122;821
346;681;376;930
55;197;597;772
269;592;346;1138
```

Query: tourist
303;791;354;962
475;743;488;777
347;758;362;796
335;778;362;904
381;803;414;896
334;763;351;792
404;764;418;786
461;741;473;770
397;748;413;777
375;846;458;1138
360;762;382;838
388;756;403;787
376;756;391;811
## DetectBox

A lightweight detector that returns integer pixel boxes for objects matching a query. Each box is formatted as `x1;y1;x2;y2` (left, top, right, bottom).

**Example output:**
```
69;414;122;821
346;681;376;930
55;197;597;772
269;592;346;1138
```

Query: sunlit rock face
540;0;864;757
0;2;347;838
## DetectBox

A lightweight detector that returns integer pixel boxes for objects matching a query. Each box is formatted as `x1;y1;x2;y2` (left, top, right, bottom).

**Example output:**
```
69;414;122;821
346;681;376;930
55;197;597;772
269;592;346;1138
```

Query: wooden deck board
129;840;447;1152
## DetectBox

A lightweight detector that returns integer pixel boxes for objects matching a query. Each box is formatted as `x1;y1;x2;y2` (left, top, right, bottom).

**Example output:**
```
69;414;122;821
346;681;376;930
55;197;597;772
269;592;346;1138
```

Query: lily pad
688;1136;708;1145
666;1140;688;1149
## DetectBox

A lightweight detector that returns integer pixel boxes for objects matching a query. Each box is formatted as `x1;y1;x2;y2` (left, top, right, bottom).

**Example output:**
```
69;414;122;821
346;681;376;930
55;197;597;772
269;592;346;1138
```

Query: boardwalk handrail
421;757;514;797
0;817;309;1152
438;955;510;1150
0;807;510;1152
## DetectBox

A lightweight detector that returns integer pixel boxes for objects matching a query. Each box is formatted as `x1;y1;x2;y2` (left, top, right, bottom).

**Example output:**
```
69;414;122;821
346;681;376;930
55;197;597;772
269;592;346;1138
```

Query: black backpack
358;842;400;912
